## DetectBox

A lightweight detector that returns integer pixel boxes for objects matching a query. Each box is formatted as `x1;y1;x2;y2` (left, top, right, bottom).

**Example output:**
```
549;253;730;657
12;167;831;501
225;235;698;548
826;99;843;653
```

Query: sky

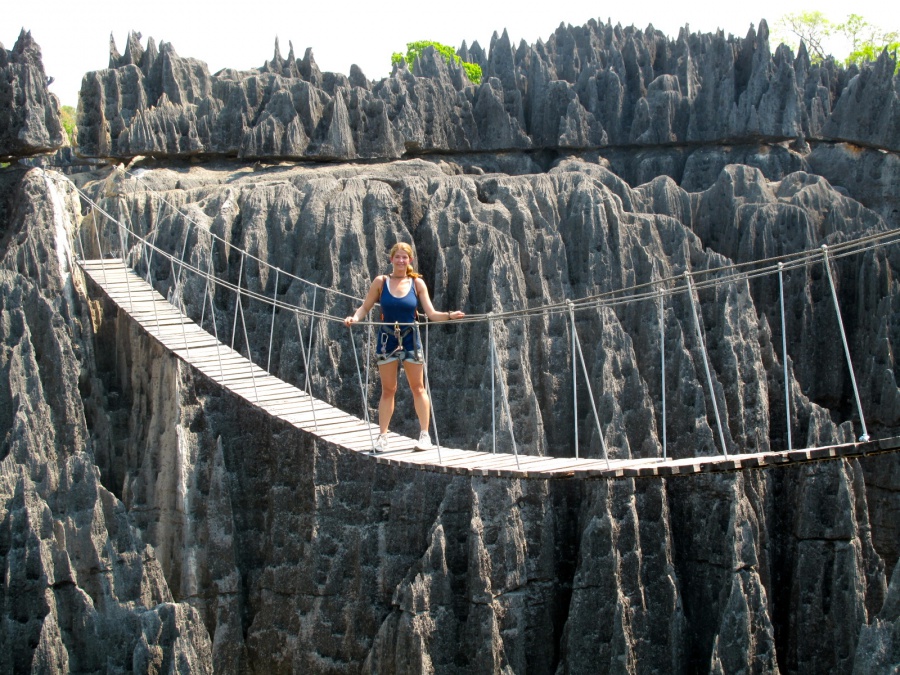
4;0;899;107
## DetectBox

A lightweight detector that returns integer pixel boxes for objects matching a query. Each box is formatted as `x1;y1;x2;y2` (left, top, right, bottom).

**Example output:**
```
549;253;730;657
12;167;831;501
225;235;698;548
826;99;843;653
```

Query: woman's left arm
416;278;464;322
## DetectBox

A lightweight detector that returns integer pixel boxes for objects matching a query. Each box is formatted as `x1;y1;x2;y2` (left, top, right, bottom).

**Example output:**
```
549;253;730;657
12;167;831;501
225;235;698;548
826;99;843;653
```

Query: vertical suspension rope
136;223;160;335
203;239;225;380
237;284;260;404
348;326;377;453
658;290;668;460
199;244;210;330
91;207;105;276
171;226;193;359
685;272;729;457
143;198;166;286
305;286;318;396
295;312;319;431
821;245;870;442
567;301;610;468
231;252;244;350
490;318;497;455
415;322;443;464
489;318;519;469
267;269;280;373
778;263;793;451
118;199;131;267
110;211;137;328
146;238;162;338
570;299;579;457
173;222;191;295
74;215;86;262
364;315;372;406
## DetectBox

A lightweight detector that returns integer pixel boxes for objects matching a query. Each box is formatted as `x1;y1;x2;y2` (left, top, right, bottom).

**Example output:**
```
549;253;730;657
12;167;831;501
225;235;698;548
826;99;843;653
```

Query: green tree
775;12;899;70
836;14;900;68
776;11;834;63
59;105;77;145
391;40;482;85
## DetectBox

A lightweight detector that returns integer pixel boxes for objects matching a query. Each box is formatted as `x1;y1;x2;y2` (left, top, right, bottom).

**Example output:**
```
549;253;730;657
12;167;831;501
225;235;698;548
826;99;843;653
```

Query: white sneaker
373;433;388;454
415;431;433;451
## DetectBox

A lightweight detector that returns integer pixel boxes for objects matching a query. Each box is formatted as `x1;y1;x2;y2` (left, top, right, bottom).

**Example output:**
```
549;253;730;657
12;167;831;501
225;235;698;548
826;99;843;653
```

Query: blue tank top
380;275;418;324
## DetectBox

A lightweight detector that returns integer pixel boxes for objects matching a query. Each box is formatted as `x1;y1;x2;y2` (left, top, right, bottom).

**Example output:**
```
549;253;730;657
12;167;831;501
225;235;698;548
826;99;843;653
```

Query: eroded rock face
0;31;65;160
47;156;893;673
1;19;898;675
75;22;900;164
0;168;212;672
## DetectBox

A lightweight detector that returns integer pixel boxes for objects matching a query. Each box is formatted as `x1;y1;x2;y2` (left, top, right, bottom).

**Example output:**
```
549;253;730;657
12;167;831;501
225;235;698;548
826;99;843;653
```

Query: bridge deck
79;259;900;480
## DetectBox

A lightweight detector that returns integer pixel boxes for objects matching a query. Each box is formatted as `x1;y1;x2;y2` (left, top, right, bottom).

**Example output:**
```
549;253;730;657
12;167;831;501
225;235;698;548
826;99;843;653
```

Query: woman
345;243;465;453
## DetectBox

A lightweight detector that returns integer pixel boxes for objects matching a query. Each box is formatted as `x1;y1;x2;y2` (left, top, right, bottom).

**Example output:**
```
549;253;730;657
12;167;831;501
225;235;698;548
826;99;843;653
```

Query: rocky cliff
0;31;65;160
1;19;899;675
76;22;900;160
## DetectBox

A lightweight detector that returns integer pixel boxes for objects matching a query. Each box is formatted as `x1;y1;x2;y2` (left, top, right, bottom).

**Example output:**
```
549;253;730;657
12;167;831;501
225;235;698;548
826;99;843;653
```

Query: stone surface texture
76;22;900;163
0;31;65;160
0;22;898;675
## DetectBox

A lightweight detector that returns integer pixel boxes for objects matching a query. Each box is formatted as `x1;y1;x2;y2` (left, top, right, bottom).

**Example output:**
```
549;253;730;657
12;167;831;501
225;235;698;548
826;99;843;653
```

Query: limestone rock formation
1;21;899;675
76;22;900;164
0;168;212;672
0;31;65;160
20;152;884;673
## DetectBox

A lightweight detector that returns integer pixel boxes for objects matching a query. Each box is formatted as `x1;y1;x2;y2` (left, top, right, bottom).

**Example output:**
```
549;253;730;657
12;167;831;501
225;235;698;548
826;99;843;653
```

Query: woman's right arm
344;278;382;326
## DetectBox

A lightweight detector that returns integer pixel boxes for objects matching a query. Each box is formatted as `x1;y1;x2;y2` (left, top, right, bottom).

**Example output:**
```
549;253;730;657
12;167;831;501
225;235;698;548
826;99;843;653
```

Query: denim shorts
376;348;424;365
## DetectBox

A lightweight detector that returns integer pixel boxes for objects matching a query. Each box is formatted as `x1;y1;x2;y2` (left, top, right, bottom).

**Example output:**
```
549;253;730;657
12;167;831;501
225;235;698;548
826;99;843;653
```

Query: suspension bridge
59;169;900;480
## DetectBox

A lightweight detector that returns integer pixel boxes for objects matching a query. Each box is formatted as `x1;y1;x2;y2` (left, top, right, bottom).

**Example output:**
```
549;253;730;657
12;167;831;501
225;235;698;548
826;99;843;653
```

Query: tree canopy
775;12;899;70
391;41;482;85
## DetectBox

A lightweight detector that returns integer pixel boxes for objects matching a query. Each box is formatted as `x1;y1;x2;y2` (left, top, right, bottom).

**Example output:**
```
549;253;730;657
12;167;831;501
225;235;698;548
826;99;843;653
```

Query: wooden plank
271;404;345;421
179;354;250;368
182;359;257;373
265;406;341;422
157;334;218;346
438;451;515;470
212;372;285;387
178;348;245;361
284;411;359;429
206;370;276;385
230;387;304;405
227;381;299;398
263;396;331;412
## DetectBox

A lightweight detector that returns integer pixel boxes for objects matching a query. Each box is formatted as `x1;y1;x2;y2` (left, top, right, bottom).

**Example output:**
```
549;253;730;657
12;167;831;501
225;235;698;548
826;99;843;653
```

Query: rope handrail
121;167;366;304
57;171;900;330
70;185;345;323
53;163;896;464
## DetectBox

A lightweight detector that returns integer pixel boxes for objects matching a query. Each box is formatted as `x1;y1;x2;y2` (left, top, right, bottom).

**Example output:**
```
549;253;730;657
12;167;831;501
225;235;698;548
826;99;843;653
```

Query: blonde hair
389;242;421;278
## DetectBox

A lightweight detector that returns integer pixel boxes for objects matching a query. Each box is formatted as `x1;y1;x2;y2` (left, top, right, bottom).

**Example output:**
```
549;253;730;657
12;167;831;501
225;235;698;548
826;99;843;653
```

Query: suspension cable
568;301;610;467
685;272;729;458
267;269;279;373
822;245;870;442
778;263;793;451
416;322;443;463
489;318;520;468
123;167;364;303
348;325;377;452
294;312;319;431
658;290;667;459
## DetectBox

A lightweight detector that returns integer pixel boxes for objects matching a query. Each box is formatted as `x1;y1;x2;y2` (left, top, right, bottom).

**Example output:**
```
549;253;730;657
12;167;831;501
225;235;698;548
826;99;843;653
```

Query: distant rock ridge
75;21;900;162
0;30;66;159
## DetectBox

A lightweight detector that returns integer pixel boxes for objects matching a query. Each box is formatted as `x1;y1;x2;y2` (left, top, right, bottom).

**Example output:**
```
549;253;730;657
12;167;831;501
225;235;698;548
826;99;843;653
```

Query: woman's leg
402;361;430;432
377;360;400;434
